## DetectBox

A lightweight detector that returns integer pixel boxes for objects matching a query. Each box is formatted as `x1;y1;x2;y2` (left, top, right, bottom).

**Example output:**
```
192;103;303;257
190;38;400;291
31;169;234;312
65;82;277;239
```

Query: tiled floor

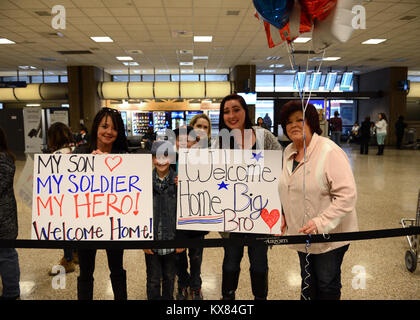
3;144;420;300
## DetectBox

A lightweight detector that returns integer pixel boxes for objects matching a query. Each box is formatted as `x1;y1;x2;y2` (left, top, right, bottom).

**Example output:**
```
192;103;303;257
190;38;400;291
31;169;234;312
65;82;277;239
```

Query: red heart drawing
105;156;122;172
260;209;280;231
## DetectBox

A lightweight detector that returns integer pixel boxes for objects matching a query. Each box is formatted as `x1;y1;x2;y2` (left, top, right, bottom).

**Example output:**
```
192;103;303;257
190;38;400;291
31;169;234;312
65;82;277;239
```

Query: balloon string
301;235;311;300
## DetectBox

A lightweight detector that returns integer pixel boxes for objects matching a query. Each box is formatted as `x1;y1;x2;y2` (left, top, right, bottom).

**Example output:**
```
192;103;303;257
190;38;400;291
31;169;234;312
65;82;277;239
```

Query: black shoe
176;287;189;300
191;288;203;300
77;276;94;300
250;270;268;300
110;270;127;300
221;270;240;300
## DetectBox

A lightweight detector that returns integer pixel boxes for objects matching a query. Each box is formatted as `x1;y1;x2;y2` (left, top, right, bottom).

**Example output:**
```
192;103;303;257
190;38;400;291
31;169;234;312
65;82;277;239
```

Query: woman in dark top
216;94;281;300
74;108;128;300
0;128;20;300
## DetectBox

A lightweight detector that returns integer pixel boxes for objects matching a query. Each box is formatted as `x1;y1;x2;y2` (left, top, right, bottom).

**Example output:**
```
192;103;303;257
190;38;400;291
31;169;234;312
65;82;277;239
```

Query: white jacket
375;119;387;135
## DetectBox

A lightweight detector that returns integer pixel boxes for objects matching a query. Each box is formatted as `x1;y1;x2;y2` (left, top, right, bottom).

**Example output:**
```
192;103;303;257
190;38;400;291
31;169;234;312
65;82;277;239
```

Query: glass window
274;74;295;91
60;75;68;83
256;75;274;92
408;76;420;82
112;75;129;82
44;76;59;83
2;76;18;82
200;74;228;81
181;74;199;81
155;75;170;81
142;75;154;82
31;76;43;83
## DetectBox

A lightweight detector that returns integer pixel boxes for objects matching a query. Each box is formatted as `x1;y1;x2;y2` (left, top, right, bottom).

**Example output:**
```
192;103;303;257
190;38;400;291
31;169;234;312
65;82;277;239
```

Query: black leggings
78;249;125;280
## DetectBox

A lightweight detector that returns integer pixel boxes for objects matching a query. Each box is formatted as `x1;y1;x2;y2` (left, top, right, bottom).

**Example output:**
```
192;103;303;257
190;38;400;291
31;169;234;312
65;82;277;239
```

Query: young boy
144;140;184;300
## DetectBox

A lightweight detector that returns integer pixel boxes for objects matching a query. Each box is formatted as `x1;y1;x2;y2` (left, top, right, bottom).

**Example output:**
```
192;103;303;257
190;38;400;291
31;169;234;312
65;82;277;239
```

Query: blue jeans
177;246;203;290
145;252;177;300
331;131;342;146
376;133;386;145
222;233;268;273
0;248;20;298
298;244;349;300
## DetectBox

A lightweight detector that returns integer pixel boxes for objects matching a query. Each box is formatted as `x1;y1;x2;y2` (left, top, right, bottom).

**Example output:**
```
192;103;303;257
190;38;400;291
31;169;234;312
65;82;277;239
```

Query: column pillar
230;65;256;124
359;67;408;145
67;66;107;132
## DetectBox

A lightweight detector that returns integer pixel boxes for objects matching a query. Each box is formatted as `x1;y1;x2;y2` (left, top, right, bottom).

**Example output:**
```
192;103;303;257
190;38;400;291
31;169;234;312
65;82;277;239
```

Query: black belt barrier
0;227;419;249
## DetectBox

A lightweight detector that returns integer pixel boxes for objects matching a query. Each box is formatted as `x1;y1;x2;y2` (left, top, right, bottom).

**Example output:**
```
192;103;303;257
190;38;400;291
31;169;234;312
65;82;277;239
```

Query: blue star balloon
253;0;294;30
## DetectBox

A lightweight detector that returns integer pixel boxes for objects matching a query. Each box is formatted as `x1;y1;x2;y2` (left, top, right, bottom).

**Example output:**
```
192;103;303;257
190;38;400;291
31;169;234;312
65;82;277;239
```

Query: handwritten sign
176;149;282;234
31;154;153;241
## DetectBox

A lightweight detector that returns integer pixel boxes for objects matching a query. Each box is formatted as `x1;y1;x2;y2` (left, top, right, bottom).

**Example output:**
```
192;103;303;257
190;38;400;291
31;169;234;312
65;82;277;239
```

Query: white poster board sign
177;149;282;234
32;154;153;241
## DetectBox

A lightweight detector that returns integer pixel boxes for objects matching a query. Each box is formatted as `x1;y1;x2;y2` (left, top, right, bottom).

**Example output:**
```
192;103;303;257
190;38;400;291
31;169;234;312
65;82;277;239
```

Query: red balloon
299;0;337;21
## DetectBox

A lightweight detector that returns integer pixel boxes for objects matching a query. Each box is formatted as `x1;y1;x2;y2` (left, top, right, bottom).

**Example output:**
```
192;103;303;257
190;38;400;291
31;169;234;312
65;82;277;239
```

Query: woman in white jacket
375;113;387;155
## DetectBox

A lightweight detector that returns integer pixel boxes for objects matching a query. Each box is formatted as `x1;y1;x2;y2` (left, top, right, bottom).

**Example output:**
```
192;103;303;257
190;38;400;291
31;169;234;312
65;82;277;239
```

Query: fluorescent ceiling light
0;38;15;44
269;64;285;68
90;36;113;42
26;104;40;107
181;69;193;73
194;36;213;42
19;66;37;70
116;56;133;61
259;69;274;73
180;62;193;66
362;39;387;44
205;69;217;73
284;70;297;73
193;56;208;60
293;37;311;43
122;62;139;66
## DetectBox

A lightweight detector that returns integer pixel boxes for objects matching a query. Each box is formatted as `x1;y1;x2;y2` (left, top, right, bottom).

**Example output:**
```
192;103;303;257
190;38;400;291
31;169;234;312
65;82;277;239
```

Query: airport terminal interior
0;0;419;300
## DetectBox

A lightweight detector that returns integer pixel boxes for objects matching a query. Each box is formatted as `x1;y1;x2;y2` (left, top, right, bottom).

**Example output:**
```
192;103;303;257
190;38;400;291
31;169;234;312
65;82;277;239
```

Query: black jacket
0;153;18;239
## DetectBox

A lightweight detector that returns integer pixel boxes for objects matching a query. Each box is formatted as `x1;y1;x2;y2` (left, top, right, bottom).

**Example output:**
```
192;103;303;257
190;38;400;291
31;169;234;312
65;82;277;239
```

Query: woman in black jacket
0;128;20;300
74;108;129;300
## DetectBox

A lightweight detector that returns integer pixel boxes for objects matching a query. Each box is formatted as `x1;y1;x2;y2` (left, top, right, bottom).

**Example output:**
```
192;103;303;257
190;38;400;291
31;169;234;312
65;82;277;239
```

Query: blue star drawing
217;181;229;190
252;151;264;162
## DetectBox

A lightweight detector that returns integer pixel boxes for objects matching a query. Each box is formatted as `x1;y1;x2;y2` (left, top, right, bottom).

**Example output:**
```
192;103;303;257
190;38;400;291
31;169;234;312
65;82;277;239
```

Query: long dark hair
218;94;254;149
218;94;254;131
379;113;387;122
89;108;128;152
0;127;15;162
47;122;74;152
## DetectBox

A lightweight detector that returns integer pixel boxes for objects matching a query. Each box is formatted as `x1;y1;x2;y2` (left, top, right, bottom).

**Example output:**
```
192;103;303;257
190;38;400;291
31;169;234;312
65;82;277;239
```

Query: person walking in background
278;101;358;300
359;117;371;155
395;115;407;149
0;128;20;300
263;113;272;130
329;111;343;146
256;117;268;130
215;94;281;301
375;113;388;155
74;107;129;300
46;122;78;276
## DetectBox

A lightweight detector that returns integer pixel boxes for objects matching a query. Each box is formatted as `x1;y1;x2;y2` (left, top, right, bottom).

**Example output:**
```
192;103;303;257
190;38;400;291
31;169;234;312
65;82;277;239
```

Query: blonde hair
189;113;212;141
